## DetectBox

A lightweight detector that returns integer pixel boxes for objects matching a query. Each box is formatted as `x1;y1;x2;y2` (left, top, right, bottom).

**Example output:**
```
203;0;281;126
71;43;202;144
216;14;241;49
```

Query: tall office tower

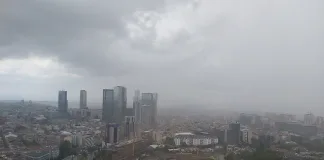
102;89;114;123
229;122;241;144
80;90;87;109
304;112;315;125
124;116;136;140
113;86;127;124
141;93;158;129
152;93;158;128
58;90;68;113
105;123;119;144
133;90;141;123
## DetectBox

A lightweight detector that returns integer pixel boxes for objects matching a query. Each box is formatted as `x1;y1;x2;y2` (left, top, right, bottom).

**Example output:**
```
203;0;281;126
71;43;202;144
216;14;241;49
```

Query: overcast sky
0;0;323;114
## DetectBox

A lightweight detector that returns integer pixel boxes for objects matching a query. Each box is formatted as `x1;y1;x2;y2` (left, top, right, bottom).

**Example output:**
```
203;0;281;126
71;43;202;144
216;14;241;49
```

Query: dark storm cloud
0;0;323;114
0;0;165;75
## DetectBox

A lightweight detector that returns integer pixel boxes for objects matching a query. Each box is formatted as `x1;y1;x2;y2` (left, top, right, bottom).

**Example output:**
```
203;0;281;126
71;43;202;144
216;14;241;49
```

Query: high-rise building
102;89;114;123
113;86;127;124
152;93;158;128
105;123;119;144
304;113;315;125
228;122;241;145
141;93;158;129
80;90;87;109
124;116;136;140
58;90;68;113
133;90;141;123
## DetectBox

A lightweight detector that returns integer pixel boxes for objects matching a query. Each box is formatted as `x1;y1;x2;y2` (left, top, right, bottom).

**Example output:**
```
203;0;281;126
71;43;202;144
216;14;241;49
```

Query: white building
72;134;83;147
241;129;252;144
60;131;72;143
173;132;218;146
192;136;218;146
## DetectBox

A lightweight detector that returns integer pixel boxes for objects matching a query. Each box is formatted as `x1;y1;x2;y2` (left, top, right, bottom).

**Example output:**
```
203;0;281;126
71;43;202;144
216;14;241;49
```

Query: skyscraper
58;90;68;113
113;86;127;124
141;93;158;129
80;90;87;109
304;112;315;125
152;93;158;128
102;89;114;123
133;90;141;123
229;122;241;145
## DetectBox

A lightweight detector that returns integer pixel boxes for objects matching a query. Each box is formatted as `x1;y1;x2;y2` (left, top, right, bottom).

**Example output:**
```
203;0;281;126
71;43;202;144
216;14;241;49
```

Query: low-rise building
241;129;252;144
173;132;218;146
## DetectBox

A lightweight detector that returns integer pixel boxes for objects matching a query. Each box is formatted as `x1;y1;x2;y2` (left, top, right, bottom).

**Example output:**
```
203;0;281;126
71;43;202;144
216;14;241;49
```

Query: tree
94;149;112;160
78;151;88;160
180;142;187;147
240;150;282;160
225;153;235;160
165;137;175;146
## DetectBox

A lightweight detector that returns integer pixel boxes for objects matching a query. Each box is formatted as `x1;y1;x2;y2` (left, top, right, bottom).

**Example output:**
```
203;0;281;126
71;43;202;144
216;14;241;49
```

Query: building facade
241;129;252;144
80;90;87;109
173;132;218;146
133;90;141;124
102;89;114;123
58;90;68;113
114;86;127;124
124;116;136;140
141;93;158;129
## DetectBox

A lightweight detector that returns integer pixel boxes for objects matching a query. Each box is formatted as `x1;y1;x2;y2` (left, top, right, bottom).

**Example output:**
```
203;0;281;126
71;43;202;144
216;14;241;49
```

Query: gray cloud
0;0;323;114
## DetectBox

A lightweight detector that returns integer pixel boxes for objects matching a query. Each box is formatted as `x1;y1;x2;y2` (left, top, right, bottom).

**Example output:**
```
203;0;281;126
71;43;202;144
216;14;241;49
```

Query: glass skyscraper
102;89;114;123
80;90;87;109
133;90;141;123
58;90;68;113
113;86;127;124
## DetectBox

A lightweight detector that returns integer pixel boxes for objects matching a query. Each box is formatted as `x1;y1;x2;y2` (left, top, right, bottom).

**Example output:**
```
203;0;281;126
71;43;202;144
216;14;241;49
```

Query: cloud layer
0;0;323;114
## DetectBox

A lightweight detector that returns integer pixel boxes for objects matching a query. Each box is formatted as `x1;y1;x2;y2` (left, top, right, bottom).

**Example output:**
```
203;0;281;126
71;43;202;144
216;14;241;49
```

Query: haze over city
0;0;323;115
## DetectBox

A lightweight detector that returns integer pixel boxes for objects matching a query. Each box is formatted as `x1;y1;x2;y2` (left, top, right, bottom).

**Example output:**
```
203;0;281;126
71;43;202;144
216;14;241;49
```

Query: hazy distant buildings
173;132;218;146
114;86;127;124
152;93;158;127
133;90;141;123
239;113;253;126
304;112;315;125
58;90;68;113
80;90;87;109
275;121;318;136
316;116;324;128
265;112;296;122
102;89;114;123
141;93;158;129
241;129;252;144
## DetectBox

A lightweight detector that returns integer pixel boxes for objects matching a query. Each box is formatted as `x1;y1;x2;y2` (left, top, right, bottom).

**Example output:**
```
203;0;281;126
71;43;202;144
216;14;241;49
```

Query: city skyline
1;0;324;159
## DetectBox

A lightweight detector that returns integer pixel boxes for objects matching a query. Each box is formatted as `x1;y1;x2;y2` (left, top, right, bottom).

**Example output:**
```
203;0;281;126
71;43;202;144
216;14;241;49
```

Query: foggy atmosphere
0;0;323;160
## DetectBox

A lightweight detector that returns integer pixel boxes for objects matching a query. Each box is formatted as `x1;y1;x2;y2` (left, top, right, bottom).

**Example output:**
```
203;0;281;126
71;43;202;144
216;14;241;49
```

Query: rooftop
175;132;194;136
